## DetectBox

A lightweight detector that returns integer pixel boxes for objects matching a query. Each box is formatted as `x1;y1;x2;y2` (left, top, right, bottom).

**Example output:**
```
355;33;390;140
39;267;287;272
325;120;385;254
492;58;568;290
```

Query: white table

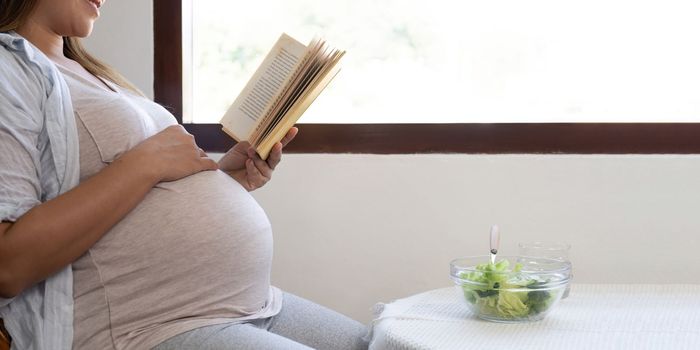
369;284;700;350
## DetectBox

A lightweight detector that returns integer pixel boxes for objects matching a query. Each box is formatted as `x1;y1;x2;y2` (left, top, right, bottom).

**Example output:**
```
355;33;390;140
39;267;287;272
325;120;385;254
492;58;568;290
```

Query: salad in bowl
450;256;571;322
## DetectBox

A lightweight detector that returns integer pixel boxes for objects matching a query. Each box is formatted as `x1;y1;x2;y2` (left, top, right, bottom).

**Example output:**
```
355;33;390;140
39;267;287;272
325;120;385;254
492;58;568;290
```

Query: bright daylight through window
184;0;700;124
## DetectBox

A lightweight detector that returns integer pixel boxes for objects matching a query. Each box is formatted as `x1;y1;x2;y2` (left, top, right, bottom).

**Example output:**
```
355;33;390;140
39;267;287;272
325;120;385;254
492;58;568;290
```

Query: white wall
83;0;154;98
86;1;700;323
255;155;700;322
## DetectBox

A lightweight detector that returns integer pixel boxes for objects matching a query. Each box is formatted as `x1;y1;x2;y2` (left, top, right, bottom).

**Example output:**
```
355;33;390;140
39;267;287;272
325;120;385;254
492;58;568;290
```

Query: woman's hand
219;127;298;191
122;125;219;183
0;125;219;298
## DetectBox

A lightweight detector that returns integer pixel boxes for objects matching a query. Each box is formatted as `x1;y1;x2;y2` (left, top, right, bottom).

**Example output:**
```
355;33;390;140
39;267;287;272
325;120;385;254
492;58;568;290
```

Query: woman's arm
0;125;217;298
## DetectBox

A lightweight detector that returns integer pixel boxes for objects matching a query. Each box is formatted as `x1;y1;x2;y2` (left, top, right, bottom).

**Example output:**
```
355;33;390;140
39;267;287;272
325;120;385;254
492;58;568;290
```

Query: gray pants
153;292;369;350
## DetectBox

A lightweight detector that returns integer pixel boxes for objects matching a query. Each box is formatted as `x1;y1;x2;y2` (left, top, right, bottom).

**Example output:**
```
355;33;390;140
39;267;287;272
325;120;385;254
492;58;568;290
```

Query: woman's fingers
238;128;298;189
196;146;217;170
242;127;295;170
251;153;273;179
280;127;298;147
266;127;296;168
245;158;268;189
266;142;283;170
199;157;219;171
246;146;275;175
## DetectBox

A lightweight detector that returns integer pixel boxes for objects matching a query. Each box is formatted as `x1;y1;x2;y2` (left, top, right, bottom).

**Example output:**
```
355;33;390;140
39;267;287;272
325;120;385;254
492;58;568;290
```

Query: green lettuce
459;259;560;320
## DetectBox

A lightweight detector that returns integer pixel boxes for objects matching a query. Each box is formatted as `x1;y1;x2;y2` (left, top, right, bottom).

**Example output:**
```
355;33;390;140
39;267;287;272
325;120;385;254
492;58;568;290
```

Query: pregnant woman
0;0;368;349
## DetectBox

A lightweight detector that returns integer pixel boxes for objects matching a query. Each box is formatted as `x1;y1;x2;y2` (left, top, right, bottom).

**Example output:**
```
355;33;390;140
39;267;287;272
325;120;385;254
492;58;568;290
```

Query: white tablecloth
369;284;700;350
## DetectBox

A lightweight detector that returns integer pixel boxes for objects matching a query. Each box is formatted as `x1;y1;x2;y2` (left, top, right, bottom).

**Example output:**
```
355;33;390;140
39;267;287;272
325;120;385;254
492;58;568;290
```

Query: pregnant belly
81;170;273;338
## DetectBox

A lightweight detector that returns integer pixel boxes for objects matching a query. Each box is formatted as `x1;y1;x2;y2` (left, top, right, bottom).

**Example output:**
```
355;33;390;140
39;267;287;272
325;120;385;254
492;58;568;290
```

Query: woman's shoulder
0;32;61;94
0;33;66;120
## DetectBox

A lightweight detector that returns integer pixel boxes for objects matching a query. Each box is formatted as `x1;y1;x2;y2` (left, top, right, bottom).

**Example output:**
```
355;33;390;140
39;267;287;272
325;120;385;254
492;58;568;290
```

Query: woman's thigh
153;322;312;350
265;293;369;350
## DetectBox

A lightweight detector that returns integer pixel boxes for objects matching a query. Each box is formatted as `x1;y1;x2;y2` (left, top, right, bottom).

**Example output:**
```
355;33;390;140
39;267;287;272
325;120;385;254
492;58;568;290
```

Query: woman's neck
15;19;65;60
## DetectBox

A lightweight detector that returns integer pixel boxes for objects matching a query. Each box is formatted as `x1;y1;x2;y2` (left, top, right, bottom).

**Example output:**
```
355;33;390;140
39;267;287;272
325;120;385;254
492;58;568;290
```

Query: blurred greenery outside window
184;0;700;125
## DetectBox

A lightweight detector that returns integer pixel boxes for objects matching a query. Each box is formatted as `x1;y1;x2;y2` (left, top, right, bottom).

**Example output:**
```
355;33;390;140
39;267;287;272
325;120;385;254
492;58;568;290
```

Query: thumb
200;157;219;171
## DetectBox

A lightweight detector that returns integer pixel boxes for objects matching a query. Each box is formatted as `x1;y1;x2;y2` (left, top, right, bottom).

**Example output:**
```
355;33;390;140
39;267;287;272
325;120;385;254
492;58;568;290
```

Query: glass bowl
450;255;571;323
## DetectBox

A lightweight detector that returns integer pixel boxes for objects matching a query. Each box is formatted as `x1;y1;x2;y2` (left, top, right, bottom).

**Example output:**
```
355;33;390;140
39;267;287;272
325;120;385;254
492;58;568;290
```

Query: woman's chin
70;23;95;38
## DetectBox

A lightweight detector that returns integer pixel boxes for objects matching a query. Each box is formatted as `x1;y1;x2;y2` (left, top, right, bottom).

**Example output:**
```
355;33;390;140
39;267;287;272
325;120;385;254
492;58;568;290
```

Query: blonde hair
1;0;143;95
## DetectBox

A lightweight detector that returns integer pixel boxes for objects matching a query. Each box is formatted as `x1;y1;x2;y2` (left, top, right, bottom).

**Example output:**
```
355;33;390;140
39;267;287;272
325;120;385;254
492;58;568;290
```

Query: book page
250;37;324;145
255;45;345;159
220;33;307;141
257;63;342;159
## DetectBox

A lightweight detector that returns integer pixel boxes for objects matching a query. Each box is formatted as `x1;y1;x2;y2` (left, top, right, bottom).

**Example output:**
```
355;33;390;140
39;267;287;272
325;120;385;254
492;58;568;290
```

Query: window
154;0;700;153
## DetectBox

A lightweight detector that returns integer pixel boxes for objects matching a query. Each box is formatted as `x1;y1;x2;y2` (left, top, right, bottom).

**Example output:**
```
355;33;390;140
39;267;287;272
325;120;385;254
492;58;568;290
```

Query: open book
219;33;345;159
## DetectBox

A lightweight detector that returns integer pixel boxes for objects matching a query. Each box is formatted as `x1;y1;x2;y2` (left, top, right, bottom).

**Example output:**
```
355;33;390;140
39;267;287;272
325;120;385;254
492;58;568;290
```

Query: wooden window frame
154;0;700;154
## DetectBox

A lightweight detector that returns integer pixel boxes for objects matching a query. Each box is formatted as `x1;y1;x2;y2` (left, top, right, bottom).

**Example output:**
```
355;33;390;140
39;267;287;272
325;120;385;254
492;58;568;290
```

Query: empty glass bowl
518;242;572;298
450;255;571;323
